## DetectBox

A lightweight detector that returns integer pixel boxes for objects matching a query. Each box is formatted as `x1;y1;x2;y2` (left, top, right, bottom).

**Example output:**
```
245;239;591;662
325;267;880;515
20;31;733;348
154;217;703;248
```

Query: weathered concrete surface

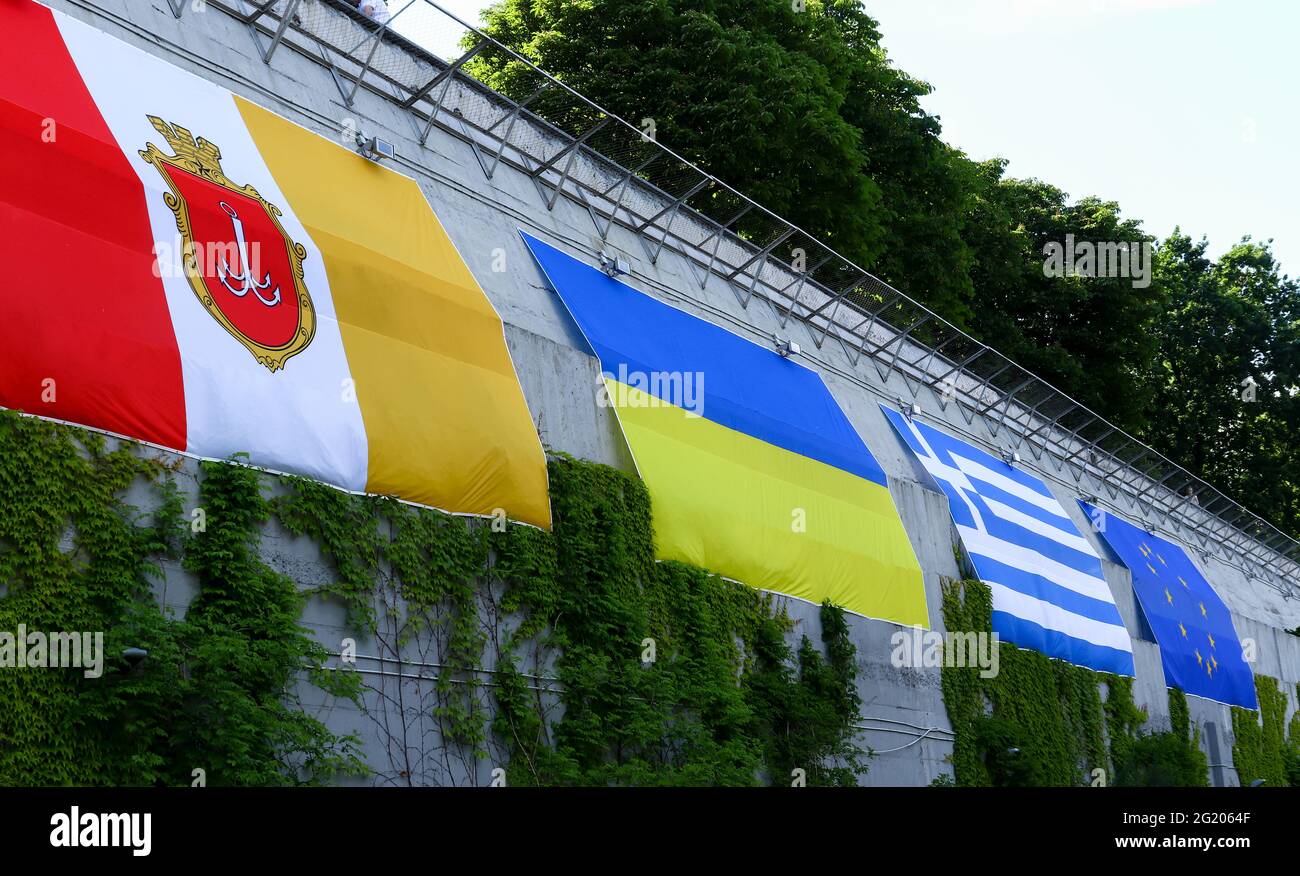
40;0;1300;785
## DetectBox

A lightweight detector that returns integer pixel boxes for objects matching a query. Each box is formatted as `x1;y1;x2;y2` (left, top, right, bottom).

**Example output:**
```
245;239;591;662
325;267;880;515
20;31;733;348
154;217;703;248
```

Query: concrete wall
41;0;1300;785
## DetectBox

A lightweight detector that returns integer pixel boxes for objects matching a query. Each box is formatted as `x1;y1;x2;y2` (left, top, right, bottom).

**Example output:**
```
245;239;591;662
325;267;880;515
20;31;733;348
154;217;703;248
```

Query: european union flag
1082;502;1258;709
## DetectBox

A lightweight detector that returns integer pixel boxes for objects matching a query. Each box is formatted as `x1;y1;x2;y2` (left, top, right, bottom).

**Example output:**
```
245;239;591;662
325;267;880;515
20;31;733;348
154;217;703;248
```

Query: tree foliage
963;161;1164;430
471;0;1300;538
1142;234;1300;533
469;0;970;316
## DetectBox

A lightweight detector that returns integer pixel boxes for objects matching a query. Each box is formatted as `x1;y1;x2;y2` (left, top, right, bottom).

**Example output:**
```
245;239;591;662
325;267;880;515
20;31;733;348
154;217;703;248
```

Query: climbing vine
172;457;367;784
0;406;868;787
940;576;1208;787
275;477;496;781
1108;685;1207;787
1290;684;1300;787
0;412;363;785
0;412;163;783
150;446;868;786
1168;685;1191;742
487;454;867;786
940;577;1107;785
1103;673;1145;777
1231;674;1296;787
8;411;1291;788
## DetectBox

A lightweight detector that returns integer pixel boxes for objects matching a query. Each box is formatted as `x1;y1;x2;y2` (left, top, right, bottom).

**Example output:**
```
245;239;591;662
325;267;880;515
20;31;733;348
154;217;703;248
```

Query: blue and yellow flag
1083;502;1258;708
522;232;927;625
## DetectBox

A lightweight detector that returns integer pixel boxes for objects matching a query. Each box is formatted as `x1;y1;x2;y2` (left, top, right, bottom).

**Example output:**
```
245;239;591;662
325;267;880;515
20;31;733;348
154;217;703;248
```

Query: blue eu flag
1082;502;1258;709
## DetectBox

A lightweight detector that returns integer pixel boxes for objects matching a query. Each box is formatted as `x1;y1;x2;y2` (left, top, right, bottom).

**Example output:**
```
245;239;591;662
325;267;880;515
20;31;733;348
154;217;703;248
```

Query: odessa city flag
0;0;550;527
522;232;927;625
1083;502;1259;709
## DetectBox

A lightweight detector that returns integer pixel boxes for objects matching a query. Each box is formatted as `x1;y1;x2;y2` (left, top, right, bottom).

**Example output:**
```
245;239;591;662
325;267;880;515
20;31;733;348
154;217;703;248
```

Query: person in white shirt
357;0;391;25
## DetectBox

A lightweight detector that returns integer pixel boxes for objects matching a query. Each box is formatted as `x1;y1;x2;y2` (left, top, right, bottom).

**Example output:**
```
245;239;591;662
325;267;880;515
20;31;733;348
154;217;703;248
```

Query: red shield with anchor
140;116;315;371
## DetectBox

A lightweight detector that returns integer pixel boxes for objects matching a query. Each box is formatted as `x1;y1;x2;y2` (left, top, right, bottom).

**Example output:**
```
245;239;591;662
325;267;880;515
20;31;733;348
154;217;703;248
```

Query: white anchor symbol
216;201;281;307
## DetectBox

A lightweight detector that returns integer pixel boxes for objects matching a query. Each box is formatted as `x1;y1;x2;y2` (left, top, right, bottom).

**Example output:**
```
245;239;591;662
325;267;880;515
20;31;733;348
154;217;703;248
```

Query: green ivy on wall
0;412;363;785
12;409;1298;789
940;576;1209;787
0;413;867;786
1168;685;1191;741
276;478;493;756
940;577;1107;786
174;458;367;783
1102;673;1145;778
1109;686;1208;787
485;454;868;786
0;412;162;783
1289;684;1300;787
1231;674;1298;787
274;452;871;785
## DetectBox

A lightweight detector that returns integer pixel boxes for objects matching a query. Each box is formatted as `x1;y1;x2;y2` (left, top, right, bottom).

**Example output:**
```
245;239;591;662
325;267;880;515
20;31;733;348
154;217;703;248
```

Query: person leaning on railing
351;0;392;25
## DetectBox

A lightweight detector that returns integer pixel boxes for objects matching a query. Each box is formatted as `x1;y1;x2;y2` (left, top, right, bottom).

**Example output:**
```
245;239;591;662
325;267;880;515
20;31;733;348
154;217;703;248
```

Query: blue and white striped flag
882;406;1135;675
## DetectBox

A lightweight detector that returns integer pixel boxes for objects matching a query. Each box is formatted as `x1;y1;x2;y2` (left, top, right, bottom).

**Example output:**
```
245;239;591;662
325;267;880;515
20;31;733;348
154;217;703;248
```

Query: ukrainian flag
522;233;927;625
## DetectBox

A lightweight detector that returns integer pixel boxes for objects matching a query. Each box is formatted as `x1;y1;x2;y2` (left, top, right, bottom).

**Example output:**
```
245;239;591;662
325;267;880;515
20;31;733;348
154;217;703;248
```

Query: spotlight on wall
598;250;630;278
355;131;395;162
899;399;921;418
773;334;801;359
1000;449;1021;465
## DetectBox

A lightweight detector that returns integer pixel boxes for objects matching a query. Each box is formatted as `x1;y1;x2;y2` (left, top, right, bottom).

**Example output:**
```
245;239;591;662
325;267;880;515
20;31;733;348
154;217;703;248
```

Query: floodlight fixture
355;131;395;162
598;250;630;278
773;335;800;359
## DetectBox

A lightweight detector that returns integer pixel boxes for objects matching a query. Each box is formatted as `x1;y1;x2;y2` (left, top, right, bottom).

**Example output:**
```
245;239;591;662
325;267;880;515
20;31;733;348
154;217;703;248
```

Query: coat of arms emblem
140;116;315;371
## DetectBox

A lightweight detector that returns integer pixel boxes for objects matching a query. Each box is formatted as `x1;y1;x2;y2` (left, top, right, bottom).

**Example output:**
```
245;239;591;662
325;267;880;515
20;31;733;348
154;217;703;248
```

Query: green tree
822;2;977;323
470;0;976;319
1141;232;1300;536
962;160;1165;431
471;1;1165;422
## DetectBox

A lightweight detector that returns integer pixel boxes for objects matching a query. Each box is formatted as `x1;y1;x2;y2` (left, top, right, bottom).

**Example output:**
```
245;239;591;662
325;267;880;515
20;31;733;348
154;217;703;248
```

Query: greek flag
882;406;1135;675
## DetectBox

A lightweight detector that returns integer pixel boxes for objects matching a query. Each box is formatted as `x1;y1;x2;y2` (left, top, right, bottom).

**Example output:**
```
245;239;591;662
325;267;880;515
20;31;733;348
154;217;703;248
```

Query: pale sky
415;0;1298;276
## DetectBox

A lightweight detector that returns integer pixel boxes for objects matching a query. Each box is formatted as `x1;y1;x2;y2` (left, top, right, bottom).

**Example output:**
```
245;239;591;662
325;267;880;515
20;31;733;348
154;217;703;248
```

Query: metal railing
175;0;1296;592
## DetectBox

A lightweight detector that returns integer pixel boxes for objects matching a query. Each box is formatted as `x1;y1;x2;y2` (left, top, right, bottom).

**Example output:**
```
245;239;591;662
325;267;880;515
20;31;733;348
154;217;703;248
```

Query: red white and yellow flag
0;0;551;528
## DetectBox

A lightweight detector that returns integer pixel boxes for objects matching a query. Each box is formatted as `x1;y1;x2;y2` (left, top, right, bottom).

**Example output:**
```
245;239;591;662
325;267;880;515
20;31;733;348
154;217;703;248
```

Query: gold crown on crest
140;115;227;180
